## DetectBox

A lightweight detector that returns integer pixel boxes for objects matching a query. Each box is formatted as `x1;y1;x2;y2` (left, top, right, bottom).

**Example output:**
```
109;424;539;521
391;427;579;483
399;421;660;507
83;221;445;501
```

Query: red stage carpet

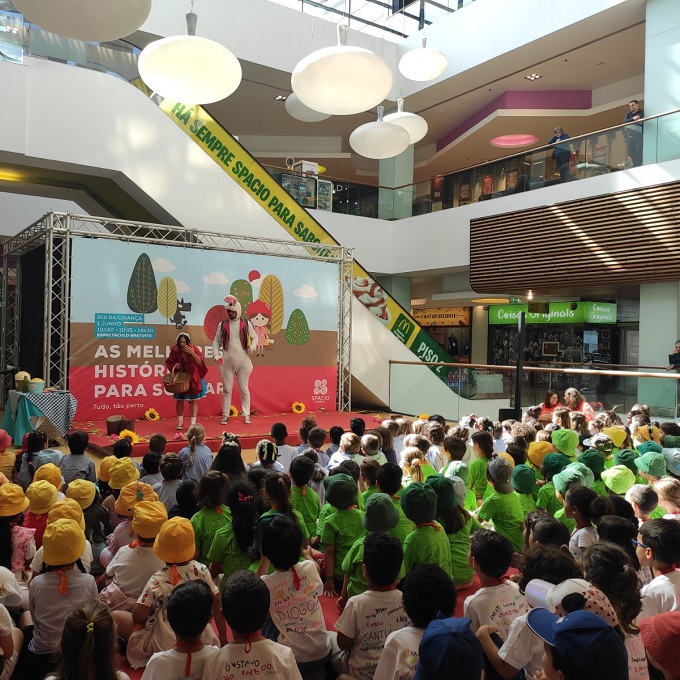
72;410;387;457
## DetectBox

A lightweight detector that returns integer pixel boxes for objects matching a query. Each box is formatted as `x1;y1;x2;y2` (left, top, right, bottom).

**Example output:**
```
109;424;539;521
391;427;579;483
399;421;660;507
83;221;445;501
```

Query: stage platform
71;410;386;458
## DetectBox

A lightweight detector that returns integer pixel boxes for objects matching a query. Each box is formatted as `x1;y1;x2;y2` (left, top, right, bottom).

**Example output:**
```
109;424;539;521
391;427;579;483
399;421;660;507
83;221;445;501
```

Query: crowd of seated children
6;400;680;680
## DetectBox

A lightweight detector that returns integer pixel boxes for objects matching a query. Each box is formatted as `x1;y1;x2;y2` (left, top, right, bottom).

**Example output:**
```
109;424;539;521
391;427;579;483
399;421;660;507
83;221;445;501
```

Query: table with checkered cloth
2;390;78;445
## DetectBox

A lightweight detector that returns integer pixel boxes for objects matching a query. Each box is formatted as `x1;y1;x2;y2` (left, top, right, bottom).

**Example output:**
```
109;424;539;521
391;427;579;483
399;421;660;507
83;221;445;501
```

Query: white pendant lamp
399;37;447;82
11;0;151;42
292;24;393;116
384;98;428;144
350;106;410;159
285;93;331;123
138;11;241;104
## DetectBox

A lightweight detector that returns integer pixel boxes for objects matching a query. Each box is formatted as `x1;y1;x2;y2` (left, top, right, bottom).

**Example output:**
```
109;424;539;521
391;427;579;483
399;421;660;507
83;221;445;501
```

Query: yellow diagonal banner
160;99;455;377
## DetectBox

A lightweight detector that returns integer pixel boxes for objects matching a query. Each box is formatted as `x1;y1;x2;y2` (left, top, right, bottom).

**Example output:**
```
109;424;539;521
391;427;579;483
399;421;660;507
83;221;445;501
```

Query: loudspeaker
499;407;521;421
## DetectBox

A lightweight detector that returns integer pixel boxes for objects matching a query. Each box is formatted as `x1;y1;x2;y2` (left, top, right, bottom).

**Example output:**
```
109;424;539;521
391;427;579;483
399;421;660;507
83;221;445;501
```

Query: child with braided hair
178;424;213;482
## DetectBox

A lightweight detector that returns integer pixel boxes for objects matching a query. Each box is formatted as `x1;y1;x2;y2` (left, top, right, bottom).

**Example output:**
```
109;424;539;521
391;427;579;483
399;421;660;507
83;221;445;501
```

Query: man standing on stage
213;295;258;424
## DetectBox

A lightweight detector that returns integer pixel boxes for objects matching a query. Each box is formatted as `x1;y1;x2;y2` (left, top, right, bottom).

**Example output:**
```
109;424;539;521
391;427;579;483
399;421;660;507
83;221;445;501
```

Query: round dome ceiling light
398;37;447;82
12;0;151;42
292;24;393;116
349;106;411;160
285;93;331;122
138;12;242;104
384;98;428;144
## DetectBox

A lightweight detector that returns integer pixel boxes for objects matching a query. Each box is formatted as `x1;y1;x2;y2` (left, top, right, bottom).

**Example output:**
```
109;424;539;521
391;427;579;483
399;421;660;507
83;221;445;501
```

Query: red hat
21;432;30;454
640;611;680;676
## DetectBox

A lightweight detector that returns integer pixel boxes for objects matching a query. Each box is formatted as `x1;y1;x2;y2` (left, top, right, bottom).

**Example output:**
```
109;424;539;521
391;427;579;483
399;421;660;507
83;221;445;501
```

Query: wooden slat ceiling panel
470;180;680;294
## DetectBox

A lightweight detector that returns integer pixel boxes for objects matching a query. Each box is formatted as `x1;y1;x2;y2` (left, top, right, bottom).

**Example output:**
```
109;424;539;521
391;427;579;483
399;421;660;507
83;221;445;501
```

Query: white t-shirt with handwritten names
463;581;527;639
202;639;302;680
335;589;408;680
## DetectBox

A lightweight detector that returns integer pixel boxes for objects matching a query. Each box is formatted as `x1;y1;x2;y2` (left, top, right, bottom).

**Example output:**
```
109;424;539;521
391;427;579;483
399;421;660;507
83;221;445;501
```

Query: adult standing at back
624;100;644;167
548;126;571;182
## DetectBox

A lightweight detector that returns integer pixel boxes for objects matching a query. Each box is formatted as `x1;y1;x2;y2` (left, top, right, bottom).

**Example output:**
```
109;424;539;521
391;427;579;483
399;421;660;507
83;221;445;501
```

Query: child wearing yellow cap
112;517;223;668
0;483;36;578
24;480;58;548
33;463;65;500
0;429;15;483
66;479;111;576
99;500;167;613
25;518;97;679
101;457;140;531
29;498;94;575
99;481;158;570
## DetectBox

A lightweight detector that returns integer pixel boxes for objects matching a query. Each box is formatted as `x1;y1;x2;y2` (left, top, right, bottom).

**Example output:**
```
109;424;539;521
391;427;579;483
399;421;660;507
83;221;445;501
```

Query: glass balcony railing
264;109;680;220
2;7;679;224
389;360;680;422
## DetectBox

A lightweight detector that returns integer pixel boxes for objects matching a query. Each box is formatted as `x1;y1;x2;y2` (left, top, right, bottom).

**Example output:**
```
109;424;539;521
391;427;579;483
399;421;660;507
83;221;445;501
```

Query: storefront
412;306;472;362
487;301;618;365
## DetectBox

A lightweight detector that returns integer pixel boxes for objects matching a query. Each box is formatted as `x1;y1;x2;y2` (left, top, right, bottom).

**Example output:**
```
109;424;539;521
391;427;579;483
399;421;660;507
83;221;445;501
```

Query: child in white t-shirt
202;570;303;680
142;580;220;680
637;518;680;620
111;517;224;669
564;486;612;560
464;529;527;638
99;501;167;611
374;563;455;680
260;515;331;675
332;532;408;680
271;422;295;473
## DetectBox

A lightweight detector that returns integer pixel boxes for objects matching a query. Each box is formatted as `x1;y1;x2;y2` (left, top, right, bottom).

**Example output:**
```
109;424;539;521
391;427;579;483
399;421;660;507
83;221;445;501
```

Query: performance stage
72;410;385;457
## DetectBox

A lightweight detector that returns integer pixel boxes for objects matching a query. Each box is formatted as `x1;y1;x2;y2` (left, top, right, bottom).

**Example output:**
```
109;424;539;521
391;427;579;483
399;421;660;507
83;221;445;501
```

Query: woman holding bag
165;332;208;433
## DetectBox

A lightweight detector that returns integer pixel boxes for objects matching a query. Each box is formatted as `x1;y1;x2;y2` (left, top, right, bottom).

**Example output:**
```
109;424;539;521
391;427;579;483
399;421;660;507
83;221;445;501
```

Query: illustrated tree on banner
230;277;253;311
157;276;178;324
286;309;310;345
127;254;158;321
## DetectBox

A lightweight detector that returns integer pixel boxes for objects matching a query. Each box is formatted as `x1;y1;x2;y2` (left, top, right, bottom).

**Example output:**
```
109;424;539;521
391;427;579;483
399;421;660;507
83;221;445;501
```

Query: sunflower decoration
417;413;430;420
143;407;160;421
118;429;140;446
229;405;239;417
292;401;306;415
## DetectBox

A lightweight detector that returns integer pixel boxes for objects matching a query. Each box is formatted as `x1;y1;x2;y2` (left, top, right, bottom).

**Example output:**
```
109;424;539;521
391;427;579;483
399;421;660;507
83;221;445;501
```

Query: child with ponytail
112;517;224;668
582;542;647;680
16;431;48;490
401;447;435;487
207;478;258;585
563;486;614;559
191;471;230;565
46;600;130;680
178;425;213;482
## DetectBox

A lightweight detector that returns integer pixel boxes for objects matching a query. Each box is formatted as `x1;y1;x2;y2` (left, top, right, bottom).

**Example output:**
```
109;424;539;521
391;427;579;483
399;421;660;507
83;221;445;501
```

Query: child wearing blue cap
527;608;628;680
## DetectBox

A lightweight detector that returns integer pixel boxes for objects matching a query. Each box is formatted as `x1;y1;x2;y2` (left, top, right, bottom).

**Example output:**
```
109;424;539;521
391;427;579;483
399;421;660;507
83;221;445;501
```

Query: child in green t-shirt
536;453;570;516
191;471;230;565
207;479;257;588
578;448;607;496
475;458;525;552
468;431;494;501
321;473;365;597
426;474;481;588
511;464;537;516
445;460;477;512
552;465;588;534
376;463;415;544
289;455;320;540
401;482;451;575
360;458;380;503
339;492;401;608
441;436;466;479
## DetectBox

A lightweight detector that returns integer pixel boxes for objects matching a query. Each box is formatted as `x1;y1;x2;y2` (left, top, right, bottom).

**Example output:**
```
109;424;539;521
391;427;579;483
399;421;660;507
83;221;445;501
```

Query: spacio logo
312;378;330;403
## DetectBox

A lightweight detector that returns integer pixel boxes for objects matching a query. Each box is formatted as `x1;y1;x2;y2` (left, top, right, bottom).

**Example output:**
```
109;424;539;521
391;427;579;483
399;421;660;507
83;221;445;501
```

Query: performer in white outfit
212;295;258;425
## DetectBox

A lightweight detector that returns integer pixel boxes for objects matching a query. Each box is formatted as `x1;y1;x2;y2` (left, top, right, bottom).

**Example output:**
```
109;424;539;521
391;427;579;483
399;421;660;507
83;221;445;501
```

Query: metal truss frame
0;212;353;411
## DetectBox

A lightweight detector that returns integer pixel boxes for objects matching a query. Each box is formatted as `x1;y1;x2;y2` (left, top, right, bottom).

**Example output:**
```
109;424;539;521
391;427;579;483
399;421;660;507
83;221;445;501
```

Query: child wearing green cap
578;448;607;496
512;464;537;515
536;453;570;517
475;458;525;553
321;473;365;597
339;492;402;608
427;475;481;588
400;482;451;575
445;460;477;512
376;464;415;545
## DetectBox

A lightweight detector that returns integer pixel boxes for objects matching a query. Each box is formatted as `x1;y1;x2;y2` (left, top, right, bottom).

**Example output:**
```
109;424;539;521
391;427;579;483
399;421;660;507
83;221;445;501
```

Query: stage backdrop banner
69;238;339;420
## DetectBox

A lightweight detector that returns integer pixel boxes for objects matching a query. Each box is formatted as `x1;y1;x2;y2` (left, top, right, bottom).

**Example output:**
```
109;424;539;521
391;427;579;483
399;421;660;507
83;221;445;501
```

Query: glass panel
389;361;680;422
